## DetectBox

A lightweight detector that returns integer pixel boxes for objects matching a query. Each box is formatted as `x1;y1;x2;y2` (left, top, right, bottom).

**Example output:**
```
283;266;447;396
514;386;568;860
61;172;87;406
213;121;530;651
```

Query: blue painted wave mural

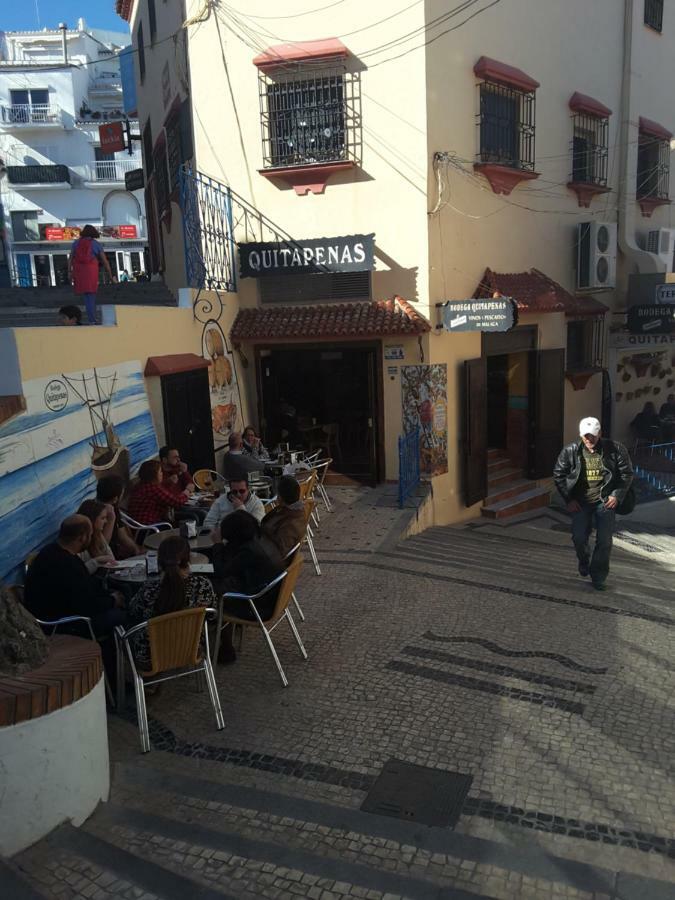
0;361;157;583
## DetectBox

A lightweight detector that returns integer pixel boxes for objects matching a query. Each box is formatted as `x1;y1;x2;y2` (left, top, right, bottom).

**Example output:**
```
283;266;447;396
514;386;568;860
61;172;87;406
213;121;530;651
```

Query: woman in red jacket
68;225;115;324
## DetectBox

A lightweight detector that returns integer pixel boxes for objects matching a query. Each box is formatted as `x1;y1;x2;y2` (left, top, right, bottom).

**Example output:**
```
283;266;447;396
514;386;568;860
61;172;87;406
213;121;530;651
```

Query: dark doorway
258;344;381;483
34;254;51;287
487;354;508;450
161;368;215;473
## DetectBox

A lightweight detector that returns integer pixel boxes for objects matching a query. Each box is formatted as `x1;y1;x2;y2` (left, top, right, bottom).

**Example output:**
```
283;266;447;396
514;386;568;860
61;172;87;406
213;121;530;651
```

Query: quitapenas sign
238;234;375;278
438;298;517;333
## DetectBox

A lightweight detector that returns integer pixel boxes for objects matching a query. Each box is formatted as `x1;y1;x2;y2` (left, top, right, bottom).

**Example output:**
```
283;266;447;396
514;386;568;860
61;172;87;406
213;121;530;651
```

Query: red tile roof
230;297;430;342
474;268;608;316
115;0;133;22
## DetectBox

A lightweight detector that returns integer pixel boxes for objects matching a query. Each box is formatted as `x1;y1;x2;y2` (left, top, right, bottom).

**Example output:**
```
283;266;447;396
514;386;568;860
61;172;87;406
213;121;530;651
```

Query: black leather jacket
553;439;634;504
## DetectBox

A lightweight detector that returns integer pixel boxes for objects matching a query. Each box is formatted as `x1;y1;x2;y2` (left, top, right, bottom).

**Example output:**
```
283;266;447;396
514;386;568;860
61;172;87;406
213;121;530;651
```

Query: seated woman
128;459;189;525
242;425;269;460
630;402;661;442
77;499;116;573
127;535;216;670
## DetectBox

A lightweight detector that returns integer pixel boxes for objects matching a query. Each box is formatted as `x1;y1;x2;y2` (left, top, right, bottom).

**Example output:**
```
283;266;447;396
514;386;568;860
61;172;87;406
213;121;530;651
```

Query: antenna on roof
34;0;41;27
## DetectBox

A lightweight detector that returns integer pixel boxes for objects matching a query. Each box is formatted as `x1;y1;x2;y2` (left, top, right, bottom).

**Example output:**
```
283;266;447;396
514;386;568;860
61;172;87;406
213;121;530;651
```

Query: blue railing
633;441;674;495
179;166;236;292
398;428;421;508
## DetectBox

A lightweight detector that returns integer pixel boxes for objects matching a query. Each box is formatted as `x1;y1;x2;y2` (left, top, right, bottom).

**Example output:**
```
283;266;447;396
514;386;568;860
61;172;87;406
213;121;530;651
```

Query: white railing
82;158;141;182
0;104;61;125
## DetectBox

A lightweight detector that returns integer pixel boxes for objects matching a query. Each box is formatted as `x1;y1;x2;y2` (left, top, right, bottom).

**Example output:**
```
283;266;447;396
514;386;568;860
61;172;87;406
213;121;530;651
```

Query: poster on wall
401;364;448;476
0;361;157;582
202;322;242;452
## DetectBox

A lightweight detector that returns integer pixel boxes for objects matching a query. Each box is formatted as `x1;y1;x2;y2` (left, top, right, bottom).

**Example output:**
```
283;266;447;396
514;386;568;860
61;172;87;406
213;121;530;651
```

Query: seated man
204;471;265;531
24;515;126;635
261;475;306;558
96;474;140;558
159;445;201;523
222;432;265;481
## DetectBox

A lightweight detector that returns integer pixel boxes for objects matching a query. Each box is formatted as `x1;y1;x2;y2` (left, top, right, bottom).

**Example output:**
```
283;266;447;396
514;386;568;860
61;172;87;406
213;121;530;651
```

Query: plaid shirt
128;482;187;525
161;463;193;497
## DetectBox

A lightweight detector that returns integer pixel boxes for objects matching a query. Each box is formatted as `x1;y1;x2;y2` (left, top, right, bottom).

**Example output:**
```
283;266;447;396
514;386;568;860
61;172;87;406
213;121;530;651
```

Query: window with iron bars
259;65;360;169
566;318;605;371
644;0;663;32
478;81;536;170
636;132;670;199
571;113;608;185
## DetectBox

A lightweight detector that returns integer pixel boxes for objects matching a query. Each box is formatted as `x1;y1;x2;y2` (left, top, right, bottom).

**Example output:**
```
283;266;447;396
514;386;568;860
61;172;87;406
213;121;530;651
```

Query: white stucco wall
0;676;110;858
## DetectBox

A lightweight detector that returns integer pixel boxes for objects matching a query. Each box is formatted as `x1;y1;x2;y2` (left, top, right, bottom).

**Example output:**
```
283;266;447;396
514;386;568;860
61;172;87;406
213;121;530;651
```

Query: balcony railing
83;159;141;182
7;164;71;185
0;104;61;125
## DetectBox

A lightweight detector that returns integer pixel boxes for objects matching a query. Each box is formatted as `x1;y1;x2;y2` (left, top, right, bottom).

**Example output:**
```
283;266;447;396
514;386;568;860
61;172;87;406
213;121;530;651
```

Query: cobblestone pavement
8;487;675;900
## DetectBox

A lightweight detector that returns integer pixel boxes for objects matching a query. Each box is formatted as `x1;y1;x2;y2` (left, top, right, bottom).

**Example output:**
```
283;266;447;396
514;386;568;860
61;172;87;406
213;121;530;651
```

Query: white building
0;19;147;287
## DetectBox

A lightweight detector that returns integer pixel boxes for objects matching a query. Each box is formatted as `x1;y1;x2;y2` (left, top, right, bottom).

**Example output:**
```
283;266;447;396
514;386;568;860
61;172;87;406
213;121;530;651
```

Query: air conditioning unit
646;227;675;271
577;222;617;290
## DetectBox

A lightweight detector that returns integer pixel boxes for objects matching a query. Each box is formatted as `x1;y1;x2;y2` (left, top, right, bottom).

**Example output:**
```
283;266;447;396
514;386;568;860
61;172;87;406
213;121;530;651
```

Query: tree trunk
0;587;49;676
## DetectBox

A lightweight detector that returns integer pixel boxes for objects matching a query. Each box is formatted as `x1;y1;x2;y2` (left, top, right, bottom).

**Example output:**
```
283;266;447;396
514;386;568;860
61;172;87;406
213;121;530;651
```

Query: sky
1;1;129;35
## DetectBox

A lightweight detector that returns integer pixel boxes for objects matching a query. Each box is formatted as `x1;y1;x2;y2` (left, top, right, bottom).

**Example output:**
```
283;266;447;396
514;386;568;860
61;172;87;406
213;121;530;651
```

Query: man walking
553;417;633;591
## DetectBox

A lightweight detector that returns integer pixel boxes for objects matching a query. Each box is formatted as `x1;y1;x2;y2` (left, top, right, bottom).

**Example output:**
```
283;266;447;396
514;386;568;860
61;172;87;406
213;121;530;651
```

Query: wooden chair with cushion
213;555;307;687
115;607;224;752
193;469;227;492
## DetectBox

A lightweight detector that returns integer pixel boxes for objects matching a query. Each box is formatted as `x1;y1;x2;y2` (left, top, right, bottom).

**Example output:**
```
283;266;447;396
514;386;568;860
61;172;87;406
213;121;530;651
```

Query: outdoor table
143;528;215;552
105;552;210;584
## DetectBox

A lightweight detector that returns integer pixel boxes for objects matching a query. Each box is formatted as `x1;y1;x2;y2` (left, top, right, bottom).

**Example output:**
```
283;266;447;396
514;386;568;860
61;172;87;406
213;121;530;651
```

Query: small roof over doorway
230;297;431;342
474;268;608;316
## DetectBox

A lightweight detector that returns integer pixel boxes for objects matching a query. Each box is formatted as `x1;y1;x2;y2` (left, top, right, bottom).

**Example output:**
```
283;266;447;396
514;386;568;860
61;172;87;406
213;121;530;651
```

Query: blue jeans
571;501;616;585
82;292;97;323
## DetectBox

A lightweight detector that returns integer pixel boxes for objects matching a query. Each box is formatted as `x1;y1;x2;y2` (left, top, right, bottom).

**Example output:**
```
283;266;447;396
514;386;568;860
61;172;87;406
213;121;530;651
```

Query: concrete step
487;447;508;461
481;486;552;519
0;859;49;900
487;466;523;488
0;306;102;327
487;457;514;474
0;282;177;310
485;478;538;505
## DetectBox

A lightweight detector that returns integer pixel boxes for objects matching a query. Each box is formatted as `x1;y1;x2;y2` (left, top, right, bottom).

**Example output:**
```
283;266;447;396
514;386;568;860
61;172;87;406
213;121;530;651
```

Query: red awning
639;116;672;141
474;268;608;317
230;297;430;342
253;39;348;70
473;56;539;92
569;92;612;119
144;354;210;377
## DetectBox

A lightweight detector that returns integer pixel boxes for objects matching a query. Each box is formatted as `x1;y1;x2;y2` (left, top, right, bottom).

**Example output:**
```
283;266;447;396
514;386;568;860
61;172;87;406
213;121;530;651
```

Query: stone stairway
482;448;551;519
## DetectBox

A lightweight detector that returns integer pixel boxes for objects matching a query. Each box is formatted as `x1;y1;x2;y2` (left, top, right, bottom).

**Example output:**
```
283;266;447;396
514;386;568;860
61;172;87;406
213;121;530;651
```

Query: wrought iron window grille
259;64;361;169
636;133;670;200
570;113;609;186
566;318;605;371
477;81;536;171
644;0;663;32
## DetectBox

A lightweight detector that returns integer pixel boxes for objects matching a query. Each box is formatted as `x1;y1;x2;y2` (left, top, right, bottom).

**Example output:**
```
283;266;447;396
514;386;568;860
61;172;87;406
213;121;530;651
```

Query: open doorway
257;343;382;483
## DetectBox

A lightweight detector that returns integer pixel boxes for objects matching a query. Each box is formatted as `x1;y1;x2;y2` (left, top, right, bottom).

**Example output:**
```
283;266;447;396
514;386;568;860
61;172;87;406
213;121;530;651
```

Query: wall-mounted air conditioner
646;227;675;272
576;221;617;290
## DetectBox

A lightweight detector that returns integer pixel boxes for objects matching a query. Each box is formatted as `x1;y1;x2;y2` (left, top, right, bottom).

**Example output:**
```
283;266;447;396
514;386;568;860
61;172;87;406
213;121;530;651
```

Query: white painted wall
0;676;110;858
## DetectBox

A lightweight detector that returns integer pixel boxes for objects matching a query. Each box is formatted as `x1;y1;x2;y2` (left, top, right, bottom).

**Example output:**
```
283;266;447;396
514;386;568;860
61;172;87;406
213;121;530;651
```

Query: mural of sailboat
61;368;130;482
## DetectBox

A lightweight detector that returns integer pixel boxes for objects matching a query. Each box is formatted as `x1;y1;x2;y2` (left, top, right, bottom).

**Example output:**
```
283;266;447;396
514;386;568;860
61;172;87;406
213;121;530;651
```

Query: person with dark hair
76;499;116;573
660;393;675;441
128;459;189;525
242;426;269;461
159;446;194;495
222;431;265;480
68;224;116;324
203;472;264;530
630;401;661;442
58;304;82;326
24;514;125;630
96;474;140;558
261;475;306;558
127;536;215;670
212;510;284;663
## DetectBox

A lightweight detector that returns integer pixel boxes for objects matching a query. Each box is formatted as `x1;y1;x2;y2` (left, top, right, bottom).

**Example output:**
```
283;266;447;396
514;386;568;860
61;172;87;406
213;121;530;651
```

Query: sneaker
592;581;607;591
578;561;590;577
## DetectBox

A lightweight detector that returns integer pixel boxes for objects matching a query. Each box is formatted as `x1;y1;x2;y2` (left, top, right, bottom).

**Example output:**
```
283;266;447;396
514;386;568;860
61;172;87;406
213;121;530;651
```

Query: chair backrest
146;607;206;675
310;458;332;486
194;469;225;491
302;499;316;528
298;469;317;500
283;542;301;563
270;554;304;621
24;551;38;576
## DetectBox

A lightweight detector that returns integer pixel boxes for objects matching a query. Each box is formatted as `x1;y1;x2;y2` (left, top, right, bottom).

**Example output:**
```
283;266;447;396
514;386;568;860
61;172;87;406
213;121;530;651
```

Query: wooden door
463;357;488;506
161;369;215;472
527;349;564;479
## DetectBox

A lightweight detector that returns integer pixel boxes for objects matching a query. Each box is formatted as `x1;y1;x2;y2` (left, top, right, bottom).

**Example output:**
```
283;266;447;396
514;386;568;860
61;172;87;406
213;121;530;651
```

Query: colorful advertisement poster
202;322;242;452
401;364;449;476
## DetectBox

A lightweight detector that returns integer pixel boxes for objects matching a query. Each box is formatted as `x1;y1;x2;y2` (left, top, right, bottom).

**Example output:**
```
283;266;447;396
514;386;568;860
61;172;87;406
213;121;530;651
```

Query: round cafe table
143;528;214;552
106;552;210;584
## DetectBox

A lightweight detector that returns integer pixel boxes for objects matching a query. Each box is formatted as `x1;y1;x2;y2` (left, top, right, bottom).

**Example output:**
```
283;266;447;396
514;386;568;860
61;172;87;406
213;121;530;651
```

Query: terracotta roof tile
474;268;608;316
230;297;431;342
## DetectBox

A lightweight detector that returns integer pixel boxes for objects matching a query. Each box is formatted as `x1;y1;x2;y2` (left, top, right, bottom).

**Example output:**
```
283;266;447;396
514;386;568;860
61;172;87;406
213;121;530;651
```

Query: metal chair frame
115;607;224;752
213;558;307;687
39;614;116;707
284;542;304;621
303;499;321;576
310;458;333;513
119;511;173;545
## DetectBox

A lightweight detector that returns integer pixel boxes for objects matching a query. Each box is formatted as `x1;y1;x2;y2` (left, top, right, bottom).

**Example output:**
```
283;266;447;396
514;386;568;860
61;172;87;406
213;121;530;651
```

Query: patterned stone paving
7;488;675;900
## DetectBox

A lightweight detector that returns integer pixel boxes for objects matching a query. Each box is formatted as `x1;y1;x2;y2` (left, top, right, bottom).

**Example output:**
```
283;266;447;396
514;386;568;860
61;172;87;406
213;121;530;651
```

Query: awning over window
474;268;608;317
144;354;210;377
230;297;430;342
253;39;348;70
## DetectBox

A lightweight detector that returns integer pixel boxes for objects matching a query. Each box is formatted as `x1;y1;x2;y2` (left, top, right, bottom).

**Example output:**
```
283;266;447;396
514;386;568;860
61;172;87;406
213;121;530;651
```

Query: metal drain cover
361;758;473;828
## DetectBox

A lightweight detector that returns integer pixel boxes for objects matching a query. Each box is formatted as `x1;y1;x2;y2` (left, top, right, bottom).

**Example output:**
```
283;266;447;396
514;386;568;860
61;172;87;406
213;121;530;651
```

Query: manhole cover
361;759;473;828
